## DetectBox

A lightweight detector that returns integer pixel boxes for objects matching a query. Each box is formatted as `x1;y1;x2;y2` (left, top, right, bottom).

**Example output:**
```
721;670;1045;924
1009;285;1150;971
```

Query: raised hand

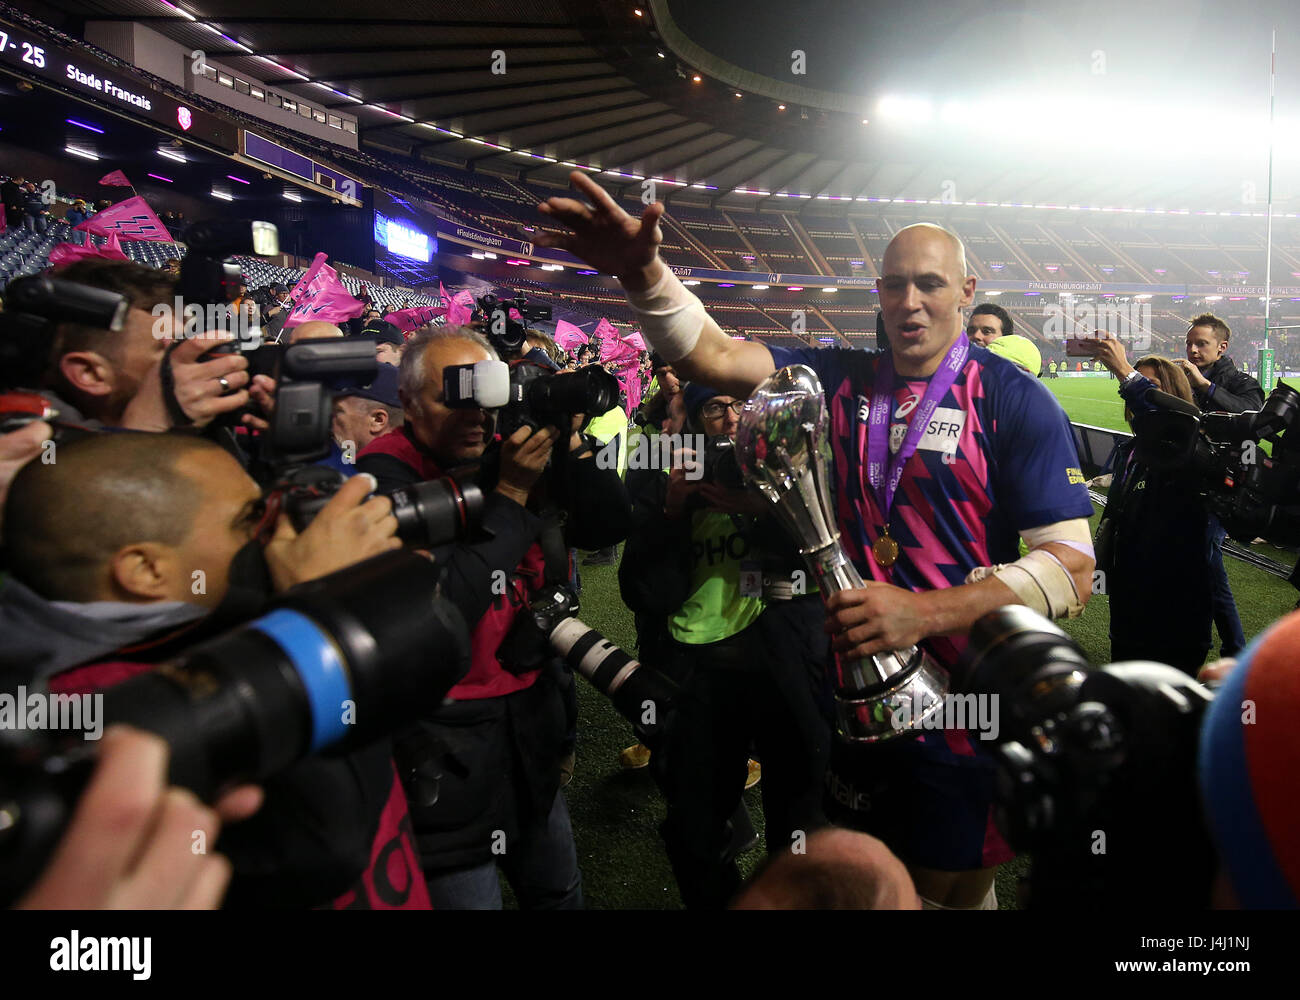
535;171;666;291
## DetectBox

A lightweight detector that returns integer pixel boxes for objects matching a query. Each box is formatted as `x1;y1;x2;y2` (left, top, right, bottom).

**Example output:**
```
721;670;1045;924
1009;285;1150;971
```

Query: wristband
624;267;707;363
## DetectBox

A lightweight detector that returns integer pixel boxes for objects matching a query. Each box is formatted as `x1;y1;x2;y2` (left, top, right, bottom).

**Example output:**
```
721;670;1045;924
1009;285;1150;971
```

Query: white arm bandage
624;266;709;363
963;518;1094;619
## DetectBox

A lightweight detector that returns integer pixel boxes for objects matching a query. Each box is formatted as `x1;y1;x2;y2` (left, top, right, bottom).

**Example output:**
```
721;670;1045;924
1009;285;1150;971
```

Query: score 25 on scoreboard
0;22;237;152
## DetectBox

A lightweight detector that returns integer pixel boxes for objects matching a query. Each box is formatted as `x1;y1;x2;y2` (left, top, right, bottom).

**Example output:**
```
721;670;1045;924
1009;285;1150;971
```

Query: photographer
1178;314;1263;660
14;259;272;437
356;325;630;909
537;175;1095;909
0;432;427;909
620;382;832;909
1084;336;1215;672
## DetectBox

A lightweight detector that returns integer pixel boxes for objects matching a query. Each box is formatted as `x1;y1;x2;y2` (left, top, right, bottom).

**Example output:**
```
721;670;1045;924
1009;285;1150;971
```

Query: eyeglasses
701;400;745;418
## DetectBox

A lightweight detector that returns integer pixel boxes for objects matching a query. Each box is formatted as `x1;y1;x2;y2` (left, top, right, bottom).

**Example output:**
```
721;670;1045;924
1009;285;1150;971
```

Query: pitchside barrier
1070;421;1294;579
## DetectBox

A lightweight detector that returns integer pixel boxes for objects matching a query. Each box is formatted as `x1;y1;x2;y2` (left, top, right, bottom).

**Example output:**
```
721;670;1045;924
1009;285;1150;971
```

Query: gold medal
872;528;899;568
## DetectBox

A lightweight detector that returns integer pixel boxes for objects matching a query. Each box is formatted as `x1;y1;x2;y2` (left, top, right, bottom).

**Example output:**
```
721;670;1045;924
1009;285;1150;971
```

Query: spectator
64;198;90;244
22;182;50;233
1085;339;1215;673
356;325;630;909
1;174;25;229
966;302;1013;346
65;198;90;226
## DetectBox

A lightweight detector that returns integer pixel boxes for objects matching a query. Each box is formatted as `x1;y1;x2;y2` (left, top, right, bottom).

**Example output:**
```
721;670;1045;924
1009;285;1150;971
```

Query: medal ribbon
866;333;969;521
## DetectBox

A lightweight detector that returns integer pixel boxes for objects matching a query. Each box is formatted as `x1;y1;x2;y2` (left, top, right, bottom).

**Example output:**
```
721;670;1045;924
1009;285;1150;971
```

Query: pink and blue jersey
767;341;1095;870
768;341;1093;668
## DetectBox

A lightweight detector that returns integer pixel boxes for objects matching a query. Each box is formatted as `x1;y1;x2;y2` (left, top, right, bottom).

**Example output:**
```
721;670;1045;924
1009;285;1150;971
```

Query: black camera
475;292;552;358
701;435;745;489
962;605;1217;909
498;584;678;749
177;219;278;311
267;463;485;550
0;548;472;907
443;356;621;440
0;275;130;392
259;338;379;466
1131;381;1300;546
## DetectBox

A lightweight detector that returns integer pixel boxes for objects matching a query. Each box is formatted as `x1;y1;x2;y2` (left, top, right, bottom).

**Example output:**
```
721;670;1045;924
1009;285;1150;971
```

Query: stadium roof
28;0;1300;214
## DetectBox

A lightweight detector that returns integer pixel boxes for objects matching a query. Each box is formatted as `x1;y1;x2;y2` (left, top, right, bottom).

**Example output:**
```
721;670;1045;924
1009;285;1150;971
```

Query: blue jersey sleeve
989;366;1096;529
766;344;856;401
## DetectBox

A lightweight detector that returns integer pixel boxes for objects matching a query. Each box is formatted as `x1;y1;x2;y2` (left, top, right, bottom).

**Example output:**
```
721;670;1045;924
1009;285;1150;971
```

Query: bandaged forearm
624;266;709;363
963;518;1093;619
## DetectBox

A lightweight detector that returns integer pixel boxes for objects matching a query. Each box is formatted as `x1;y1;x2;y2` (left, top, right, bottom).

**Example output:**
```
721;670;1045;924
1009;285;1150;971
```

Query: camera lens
963;605;1091;748
387;478;484;547
526;366;620;423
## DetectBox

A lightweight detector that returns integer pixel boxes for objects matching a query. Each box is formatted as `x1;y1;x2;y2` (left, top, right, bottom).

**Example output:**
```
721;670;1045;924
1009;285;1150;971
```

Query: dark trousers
656;600;831;909
422;790;582;910
1110;637;1209;676
1207;516;1246;657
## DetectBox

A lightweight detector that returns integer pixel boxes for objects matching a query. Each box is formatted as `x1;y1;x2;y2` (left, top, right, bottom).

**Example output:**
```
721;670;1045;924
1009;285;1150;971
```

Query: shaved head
877;223;978;377
4;433;233;602
888;223;968;280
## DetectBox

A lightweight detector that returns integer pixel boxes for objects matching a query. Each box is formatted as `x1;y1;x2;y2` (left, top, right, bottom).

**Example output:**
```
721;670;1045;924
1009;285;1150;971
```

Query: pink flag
98;170;132;187
554;320;589;352
622;330;647;352
592;317;623;360
75;195;173;241
283;252;365;329
384;305;447;332
48;232;129;269
439;282;451;307
446;289;476;327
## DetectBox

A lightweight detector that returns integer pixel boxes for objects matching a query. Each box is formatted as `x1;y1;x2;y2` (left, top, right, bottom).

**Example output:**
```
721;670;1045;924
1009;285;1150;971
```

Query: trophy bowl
735;364;950;742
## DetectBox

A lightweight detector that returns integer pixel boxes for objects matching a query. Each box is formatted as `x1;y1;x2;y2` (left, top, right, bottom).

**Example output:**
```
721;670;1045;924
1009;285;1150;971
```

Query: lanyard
866;333;969;519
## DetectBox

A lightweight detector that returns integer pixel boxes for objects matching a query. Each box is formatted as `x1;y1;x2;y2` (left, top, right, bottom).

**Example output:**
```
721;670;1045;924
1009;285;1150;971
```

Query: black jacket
1196;356;1264;414
1099;438;1213;660
356;426;629;870
0;582;410;909
1;179;22;216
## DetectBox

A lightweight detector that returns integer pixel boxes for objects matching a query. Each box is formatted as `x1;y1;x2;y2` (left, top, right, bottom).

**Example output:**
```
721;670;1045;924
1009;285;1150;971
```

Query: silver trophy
735;364;950;742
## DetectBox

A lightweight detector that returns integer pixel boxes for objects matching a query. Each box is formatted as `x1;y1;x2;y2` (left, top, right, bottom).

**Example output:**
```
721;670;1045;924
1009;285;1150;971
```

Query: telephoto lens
0;549;471;906
283;467;484;550
525;365;622;424
388;477;484;547
518;586;678;747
